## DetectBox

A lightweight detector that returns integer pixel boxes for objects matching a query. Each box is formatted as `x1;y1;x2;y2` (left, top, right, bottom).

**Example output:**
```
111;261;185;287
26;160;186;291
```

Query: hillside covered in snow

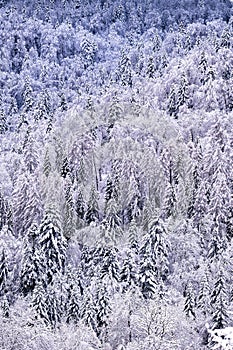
0;0;232;349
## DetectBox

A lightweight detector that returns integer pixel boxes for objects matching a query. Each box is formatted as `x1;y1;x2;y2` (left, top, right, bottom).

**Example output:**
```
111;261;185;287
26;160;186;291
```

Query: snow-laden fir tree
20;223;45;296
0;249;8;296
85;184;99;224
31;281;48;323
121;249;138;293
38;204;67;284
184;281;196;319
95;281;111;343
81;287;97;332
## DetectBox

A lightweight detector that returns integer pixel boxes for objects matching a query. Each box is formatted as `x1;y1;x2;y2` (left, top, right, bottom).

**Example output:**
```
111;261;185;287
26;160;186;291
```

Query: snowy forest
0;0;232;349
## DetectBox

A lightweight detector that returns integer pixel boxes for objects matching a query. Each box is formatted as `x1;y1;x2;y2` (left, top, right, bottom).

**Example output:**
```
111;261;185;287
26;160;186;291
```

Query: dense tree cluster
0;0;232;349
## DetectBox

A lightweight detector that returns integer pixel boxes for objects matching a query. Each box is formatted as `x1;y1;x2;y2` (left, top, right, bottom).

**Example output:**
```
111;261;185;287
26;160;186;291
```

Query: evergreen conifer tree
184;281;196;319
31;281;48;323
38;205;67;284
0;250;8;296
85;185;99;224
95;282;111;342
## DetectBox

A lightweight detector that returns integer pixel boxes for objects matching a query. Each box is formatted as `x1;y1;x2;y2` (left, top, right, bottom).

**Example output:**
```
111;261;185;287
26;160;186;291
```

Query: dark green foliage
121;250;138;292
66;285;80;324
61;157;70;178
85;185;99;224
81;288;97;331
76;189;86;220
38;206;67;284
210;269;229;330
31;281;48;323
0;250;8;296
20;224;45;296
95;282;111;342
184;281;196;319
1;295;10;318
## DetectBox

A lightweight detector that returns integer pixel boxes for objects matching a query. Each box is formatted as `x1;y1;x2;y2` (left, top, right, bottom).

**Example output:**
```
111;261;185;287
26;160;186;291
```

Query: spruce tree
176;74;189;108
31;281;48;323
118;52;132;87
1;295;9;318
211;269;229;330
139;256;157;299
85;185;99;224
0;190;9;230
104;197;122;243
76;188;86;221
146;57;155;78
167;86;178;117
95;282;111;343
184;281;196;319
197;271;211;316
43;148;52;178
46;283;61;327
121;249;138;292
20;223;45;296
66;284;80;324
139;217;170;298
100;246;120;287
81;287;97;332
0;250;8;296
38;205;67;284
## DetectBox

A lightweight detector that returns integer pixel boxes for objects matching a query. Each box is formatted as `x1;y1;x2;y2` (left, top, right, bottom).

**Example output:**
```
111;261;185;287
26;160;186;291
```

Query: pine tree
144;218;170;280
76;188;86;221
212;296;229;330
176;74;189;108
20;223;45;296
59;91;68;111
139;217;170;299
161;182;177;219
23;136;39;174
13;172;43;237
108;94;123;124
66;284;80;324
31;281;48;323
0;190;9;230
211;269;229;330
125;172;142;223
0;103;8;134
34;89;51;121
61;157;70;178
105;176;114;202
197;271;211;316
23;76;34;114
81;287;97;331
0;250;8;296
220;27;231;49
121;249;138;292
139;255;157;299
128;217;139;251
95;282;111;342
146;57;155;78
184;281;196;319
1;295;10;318
63;182;76;239
46;284;61;327
38;205;67;284
85;185;99;224
198;51;208;76
104;197;122;243
100;246;120;287
43;148;52;177
81;36;97;68
167;85;178;117
118;52;132;87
